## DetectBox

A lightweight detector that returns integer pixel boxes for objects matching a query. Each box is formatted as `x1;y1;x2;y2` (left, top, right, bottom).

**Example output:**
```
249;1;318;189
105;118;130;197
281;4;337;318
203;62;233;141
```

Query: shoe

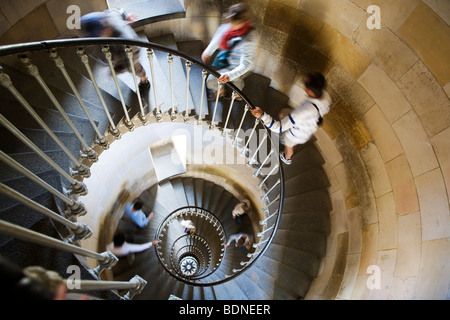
138;79;150;96
280;152;292;165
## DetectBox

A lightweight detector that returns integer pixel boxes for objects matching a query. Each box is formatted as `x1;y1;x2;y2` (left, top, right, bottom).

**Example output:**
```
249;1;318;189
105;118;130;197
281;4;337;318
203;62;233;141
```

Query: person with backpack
80;8;150;95
201;3;258;100
250;72;332;165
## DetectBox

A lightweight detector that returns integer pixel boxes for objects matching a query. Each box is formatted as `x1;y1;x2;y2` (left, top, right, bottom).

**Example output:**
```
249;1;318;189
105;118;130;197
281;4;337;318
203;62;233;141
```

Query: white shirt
181;220;195;230
107;241;154;257
261;91;331;145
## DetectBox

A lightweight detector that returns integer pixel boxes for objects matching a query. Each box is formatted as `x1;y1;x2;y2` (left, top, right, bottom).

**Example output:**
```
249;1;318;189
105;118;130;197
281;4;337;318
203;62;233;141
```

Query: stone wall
247;0;449;300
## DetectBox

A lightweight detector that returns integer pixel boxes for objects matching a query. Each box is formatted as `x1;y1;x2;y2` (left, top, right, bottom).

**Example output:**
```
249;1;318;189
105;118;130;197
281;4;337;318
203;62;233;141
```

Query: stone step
0;169;61;213
16;50;125;119
58;47;142;119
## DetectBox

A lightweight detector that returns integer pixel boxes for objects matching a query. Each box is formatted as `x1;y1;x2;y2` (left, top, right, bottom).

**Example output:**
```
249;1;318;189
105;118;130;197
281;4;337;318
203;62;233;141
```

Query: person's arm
202;23;230;63
226;32;257;82
251;107;295;134
225;234;239;247
122;240;158;255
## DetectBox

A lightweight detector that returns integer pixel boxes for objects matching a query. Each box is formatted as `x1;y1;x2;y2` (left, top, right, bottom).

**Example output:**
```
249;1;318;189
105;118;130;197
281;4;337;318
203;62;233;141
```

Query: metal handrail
0;37;284;289
155;206;225;284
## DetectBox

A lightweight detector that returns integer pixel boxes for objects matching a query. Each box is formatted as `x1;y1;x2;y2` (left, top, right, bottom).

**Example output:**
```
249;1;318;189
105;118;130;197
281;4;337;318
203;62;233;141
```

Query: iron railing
0;37;284;296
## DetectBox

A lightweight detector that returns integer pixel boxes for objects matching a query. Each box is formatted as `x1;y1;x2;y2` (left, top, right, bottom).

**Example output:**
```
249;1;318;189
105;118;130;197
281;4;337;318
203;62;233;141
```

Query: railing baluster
0;183;92;243
168;54;177;121
253;238;269;249
254;149;274;177
258;225;275;237
222;92;237;136
102;46;134;131
240;118;259;156
184;61;191;122
147;49;162;122
248;132;268;166
257;164;280;189
210;81;222;129
0;219;117;278
0;114;87;196
260;194;281;213
197;70;208;124
77;48;121;140
126;46;147;125
260;178;281;200
0;150;87;218
233;104;250;147
0;72;90;179
19;55;98;163
260;209;279;226
48;49;109;150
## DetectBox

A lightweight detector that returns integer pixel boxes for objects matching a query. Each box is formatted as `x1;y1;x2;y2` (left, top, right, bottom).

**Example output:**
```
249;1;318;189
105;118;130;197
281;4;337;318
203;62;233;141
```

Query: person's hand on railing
218;73;230;84
250;106;264;118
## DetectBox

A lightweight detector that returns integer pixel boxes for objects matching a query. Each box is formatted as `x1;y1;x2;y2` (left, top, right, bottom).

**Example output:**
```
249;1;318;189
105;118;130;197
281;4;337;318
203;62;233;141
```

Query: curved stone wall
145;0;450;300
1;0;448;300
247;0;450;300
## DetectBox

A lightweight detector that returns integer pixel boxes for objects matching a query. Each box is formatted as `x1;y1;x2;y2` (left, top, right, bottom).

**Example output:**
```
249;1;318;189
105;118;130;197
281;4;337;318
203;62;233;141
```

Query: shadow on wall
262;0;332;94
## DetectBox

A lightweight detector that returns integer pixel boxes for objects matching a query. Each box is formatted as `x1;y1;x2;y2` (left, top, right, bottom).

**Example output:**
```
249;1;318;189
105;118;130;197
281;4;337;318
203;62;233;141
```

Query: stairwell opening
93;121;268;289
0;2;331;298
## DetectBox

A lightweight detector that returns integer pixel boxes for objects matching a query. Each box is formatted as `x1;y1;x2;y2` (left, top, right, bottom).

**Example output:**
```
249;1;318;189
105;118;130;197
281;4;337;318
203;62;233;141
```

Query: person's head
132;201;144;211
304;72;326;99
113;233;126;247
224;3;251;25
80;12;113;37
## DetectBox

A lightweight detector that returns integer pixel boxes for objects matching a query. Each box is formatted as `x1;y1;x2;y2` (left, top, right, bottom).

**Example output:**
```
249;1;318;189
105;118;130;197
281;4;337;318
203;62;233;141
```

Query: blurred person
251;72;331;165
231;199;251;224
107;233;158;257
123;200;153;228
201;3;258;100
224;233;253;250
80;8;150;95
107;233;158;265
180;220;196;235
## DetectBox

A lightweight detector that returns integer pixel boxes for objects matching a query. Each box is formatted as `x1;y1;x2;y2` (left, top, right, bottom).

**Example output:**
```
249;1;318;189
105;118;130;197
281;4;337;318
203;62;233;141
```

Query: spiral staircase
0;29;332;300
